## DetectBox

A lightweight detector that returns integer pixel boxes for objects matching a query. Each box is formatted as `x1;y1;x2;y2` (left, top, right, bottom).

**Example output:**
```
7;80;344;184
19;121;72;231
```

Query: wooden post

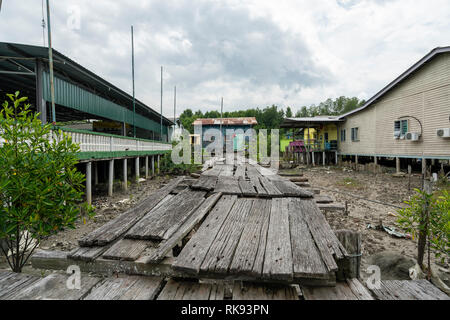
422;157;426;185
108;159;114;196
145;156;149;179
135;157;140;182
396;157;401;174
408;165;412;192
152;156;155;176
336;151;339;166
123;159;128;191
86;162;92;205
323;151;326;166
355;155;359;171
374;156;377;165
335;230;361;280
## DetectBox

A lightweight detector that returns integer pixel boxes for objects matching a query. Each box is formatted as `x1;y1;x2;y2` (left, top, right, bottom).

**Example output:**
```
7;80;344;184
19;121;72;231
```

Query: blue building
193;117;258;151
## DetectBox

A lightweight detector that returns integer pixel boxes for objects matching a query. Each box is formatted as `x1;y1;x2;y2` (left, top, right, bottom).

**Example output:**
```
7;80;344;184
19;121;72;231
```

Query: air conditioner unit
436;128;450;138
406;132;421;141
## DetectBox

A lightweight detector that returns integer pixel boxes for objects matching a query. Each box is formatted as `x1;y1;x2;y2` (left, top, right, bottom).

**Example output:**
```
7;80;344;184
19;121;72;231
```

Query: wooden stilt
86;162;92;205
123;159;128;191
108;159;114;196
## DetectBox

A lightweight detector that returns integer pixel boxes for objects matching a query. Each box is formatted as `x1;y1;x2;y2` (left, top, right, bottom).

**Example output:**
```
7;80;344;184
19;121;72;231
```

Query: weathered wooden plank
126;189;207;241
0;272;40;300
346;278;374;300
289;177;308;183
79;176;184;247
369;280;450;300
200;199;253;274
251;200;271;277
156;279;179;300
300;199;347;268
117;276;164;300
67;245;108;262
191;175;218;191
214;176;241;195
218;164;234;176
102;239;153;261
142;192;223;264
314;195;334;204
259;176;282;197
246;166;268;197
238;177;258;197
182;282;213;300
262;198;293;281
5;273;101;300
209;284;225;300
289;198;329;278
317;203;346;211
232;282;298;300
302;282;359;300
203;165;222;177
172;195;238;274
229;199;270;276
268;176;313;198
84;275;162;300
234;165;246;178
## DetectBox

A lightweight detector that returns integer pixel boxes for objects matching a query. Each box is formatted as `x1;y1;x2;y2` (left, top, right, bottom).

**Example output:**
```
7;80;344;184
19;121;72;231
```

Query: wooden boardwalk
49;163;347;285
1;270;446;300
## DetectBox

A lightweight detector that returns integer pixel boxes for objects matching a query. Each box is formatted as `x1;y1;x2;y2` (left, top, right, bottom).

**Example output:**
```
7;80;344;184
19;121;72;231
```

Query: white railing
62;130;172;153
0;129;172;153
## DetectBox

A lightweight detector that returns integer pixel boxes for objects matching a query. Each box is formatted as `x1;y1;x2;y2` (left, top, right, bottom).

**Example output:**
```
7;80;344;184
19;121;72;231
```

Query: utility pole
46;0;56;124
131;26;136;137
160;66;163;141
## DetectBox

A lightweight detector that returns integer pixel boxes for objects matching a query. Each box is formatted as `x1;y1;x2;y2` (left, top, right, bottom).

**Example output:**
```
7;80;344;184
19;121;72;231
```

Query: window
351;127;359;142
394;120;408;137
340;129;346;142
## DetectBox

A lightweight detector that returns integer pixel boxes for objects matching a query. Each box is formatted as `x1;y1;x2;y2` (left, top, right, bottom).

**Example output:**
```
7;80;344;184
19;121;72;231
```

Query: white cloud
0;0;449;117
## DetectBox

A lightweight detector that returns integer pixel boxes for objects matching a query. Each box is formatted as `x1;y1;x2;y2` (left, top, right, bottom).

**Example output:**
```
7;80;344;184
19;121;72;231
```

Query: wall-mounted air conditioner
436;128;450;138
406;132;421;141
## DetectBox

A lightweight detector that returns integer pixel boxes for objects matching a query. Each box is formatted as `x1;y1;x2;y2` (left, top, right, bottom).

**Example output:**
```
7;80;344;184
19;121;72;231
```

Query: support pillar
123;159;128;190
374;156;377;165
335;151;338;166
422;157;427;179
145;156;149;179
135;157;140;182
157;154;161;174
86;162;92;205
35;59;47;124
312;152;315;166
323;151;326;166
108;159;114;196
355;155;359;171
152;156;155;176
396;157;401;174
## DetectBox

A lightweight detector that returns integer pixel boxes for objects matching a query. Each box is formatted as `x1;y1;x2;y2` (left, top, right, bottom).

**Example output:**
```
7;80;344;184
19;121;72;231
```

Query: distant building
282;46;450;168
193;117;258;151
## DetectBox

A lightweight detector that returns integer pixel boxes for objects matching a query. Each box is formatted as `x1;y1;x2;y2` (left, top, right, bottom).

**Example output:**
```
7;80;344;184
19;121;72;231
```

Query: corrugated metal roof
193;117;258;126
338;46;450;119
0;42;173;126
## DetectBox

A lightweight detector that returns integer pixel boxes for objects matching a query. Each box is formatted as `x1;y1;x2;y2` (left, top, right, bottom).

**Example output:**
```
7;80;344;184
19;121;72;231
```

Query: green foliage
0;92;94;272
397;188;450;265
294;96;365;117
159;151;200;176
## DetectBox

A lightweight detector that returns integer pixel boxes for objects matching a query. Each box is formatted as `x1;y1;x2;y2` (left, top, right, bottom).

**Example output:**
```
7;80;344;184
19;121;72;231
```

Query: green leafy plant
0;92;94;272
159;151;200;176
397;187;450;276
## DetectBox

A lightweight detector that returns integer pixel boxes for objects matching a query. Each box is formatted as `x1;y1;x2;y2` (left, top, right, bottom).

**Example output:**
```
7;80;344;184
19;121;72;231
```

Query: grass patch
336;177;363;189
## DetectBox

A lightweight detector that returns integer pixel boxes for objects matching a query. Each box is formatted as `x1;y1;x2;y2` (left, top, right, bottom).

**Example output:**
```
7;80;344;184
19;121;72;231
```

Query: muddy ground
296;165;449;281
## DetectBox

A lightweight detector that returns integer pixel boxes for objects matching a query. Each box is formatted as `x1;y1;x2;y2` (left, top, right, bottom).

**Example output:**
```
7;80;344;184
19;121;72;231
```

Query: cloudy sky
1;0;449;117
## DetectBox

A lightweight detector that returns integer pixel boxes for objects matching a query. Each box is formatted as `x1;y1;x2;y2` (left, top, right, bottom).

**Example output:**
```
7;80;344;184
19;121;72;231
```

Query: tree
285;106;293;118
397;185;449;277
0;92;93;272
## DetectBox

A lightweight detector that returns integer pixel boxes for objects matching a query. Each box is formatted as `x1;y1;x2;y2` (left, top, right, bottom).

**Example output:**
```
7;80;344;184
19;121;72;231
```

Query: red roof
193;117;258;126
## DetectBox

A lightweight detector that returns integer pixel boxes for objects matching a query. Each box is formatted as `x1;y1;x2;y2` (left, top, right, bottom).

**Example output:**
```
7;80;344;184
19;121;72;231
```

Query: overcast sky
1;0;449;117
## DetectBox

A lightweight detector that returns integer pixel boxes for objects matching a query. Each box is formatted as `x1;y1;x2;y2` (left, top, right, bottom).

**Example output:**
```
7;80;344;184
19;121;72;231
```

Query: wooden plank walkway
368;280;450;300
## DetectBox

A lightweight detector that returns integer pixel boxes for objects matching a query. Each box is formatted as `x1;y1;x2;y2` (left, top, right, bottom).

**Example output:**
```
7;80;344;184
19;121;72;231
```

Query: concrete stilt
135;157;140;182
123;159;128;190
86;162;92;205
108;159;114;196
312;152;315;166
323;151;326;166
355;155;359;171
157;155;160;174
145;156;149;179
396;157;401;174
374;156;378;165
152;156;155;176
